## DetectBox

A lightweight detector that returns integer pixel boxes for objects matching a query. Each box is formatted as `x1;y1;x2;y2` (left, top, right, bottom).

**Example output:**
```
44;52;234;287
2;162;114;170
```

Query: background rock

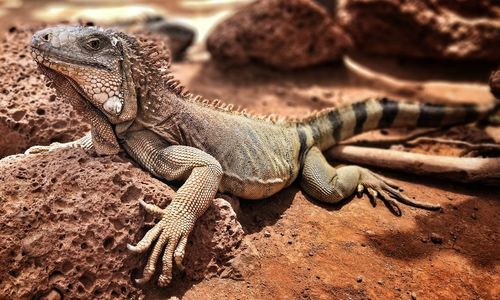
141;17;195;61
206;0;351;69
490;69;500;99
339;0;500;60
0;149;244;299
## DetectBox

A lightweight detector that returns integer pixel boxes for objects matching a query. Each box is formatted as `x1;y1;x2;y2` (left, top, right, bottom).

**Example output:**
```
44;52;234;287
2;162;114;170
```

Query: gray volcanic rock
206;0;351;69
0;149;244;299
339;0;500;60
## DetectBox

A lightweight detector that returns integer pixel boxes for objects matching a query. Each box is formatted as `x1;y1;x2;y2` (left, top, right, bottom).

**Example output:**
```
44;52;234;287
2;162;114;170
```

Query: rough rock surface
206;0;351;69
490;69;500;99
0;149;244;299
0;26;89;158
339;0;500;60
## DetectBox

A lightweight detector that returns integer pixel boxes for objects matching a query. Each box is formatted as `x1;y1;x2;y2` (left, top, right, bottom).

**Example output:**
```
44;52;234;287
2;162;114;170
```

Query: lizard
27;25;497;287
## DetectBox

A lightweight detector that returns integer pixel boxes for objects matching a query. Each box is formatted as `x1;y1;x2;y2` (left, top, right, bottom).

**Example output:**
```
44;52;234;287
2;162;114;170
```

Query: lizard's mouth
31;45;111;71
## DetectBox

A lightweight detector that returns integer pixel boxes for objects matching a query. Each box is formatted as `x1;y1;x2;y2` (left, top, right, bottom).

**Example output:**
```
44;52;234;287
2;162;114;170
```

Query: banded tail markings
361;99;383;133
441;105;467;126
327;108;343;142
352;101;367;135
416;103;446;127
378;98;399;128
298;96;493;152
462;104;479;123
392;101;421;128
338;105;356;141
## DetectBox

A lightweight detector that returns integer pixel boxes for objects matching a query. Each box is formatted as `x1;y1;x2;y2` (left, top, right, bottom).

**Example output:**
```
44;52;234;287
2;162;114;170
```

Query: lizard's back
146;100;303;199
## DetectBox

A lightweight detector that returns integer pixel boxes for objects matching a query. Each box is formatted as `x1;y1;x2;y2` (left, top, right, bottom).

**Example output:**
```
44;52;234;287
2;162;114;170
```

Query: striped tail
300;97;495;151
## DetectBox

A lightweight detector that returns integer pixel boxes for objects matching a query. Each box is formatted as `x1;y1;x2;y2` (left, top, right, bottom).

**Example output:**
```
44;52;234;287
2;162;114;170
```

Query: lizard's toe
173;235;188;271
127;220;164;253
366;187;378;207
134;267;156;284
359;168;439;215
385;185;440;211
24;145;50;154
127;243;140;252
131;204;195;287
158;274;172;287
356;184;364;198
139;197;166;217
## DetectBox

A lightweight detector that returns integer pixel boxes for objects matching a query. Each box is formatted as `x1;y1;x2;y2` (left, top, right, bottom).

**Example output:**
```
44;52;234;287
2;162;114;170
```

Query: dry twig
328;145;500;185
405;137;500;156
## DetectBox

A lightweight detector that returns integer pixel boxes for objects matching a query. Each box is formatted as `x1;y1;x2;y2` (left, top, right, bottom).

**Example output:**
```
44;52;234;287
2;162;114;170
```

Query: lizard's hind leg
299;147;440;216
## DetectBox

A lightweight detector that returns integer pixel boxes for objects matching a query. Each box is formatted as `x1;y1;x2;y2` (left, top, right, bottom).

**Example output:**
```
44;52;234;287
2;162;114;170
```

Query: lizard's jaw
36;62;99;116
31;45;88;98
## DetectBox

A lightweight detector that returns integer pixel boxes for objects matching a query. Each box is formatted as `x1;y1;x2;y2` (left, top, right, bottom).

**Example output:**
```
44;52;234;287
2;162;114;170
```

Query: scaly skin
27;25;496;286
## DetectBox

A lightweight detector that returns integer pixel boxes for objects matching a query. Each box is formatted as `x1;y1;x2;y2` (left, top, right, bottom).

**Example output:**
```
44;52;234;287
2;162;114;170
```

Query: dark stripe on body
297;126;309;166
352;101;367;134
417;103;445;127
327;109;343;142
310;124;321;142
378;98;399;128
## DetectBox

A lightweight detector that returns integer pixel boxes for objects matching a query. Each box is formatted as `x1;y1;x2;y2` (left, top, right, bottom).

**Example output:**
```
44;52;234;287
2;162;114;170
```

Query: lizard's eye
86;38;101;51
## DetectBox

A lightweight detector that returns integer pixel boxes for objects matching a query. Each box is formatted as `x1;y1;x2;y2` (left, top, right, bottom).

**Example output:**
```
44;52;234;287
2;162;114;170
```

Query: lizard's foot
356;168;440;216
128;197;194;287
24;142;66;154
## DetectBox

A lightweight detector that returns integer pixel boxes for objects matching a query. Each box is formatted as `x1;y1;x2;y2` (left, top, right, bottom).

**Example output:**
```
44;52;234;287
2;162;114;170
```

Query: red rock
489;69;500;99
339;0;500;60
0;149;244;299
206;0;351;69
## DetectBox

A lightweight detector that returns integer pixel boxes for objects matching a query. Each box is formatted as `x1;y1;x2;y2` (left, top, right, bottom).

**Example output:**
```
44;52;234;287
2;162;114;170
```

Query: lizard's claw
358;168;440;216
128;198;194;287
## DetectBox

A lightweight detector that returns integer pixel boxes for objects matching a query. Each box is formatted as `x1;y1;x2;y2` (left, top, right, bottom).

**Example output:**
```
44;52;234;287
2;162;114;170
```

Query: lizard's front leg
24;131;93;154
122;131;223;286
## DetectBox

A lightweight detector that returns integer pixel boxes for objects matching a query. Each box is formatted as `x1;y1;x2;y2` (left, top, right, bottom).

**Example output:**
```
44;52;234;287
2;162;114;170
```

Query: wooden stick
327;145;500;185
406;137;500;156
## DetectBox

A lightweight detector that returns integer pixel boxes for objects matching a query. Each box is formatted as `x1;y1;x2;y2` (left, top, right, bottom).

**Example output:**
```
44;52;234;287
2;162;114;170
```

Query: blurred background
0;0;249;38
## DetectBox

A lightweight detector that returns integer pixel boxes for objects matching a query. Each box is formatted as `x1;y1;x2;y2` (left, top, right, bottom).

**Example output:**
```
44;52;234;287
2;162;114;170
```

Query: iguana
27;25;496;287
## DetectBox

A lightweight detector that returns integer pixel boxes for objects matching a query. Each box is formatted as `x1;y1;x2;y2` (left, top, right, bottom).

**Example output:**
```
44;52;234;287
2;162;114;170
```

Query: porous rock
339;0;500;60
206;0;351;69
489;68;500;99
0;149;244;299
0;26;89;158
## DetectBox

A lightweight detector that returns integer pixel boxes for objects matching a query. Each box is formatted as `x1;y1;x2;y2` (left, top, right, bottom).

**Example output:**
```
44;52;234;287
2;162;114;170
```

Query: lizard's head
30;25;137;124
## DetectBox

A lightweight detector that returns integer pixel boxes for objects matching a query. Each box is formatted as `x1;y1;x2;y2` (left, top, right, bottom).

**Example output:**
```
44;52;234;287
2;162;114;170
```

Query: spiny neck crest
130;34;337;126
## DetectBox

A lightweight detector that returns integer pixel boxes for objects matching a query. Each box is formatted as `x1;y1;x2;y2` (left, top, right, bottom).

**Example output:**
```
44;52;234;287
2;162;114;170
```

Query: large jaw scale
103;96;123;115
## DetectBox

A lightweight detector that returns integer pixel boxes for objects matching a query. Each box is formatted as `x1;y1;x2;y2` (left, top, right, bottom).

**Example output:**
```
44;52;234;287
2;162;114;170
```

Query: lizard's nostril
42;33;51;42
